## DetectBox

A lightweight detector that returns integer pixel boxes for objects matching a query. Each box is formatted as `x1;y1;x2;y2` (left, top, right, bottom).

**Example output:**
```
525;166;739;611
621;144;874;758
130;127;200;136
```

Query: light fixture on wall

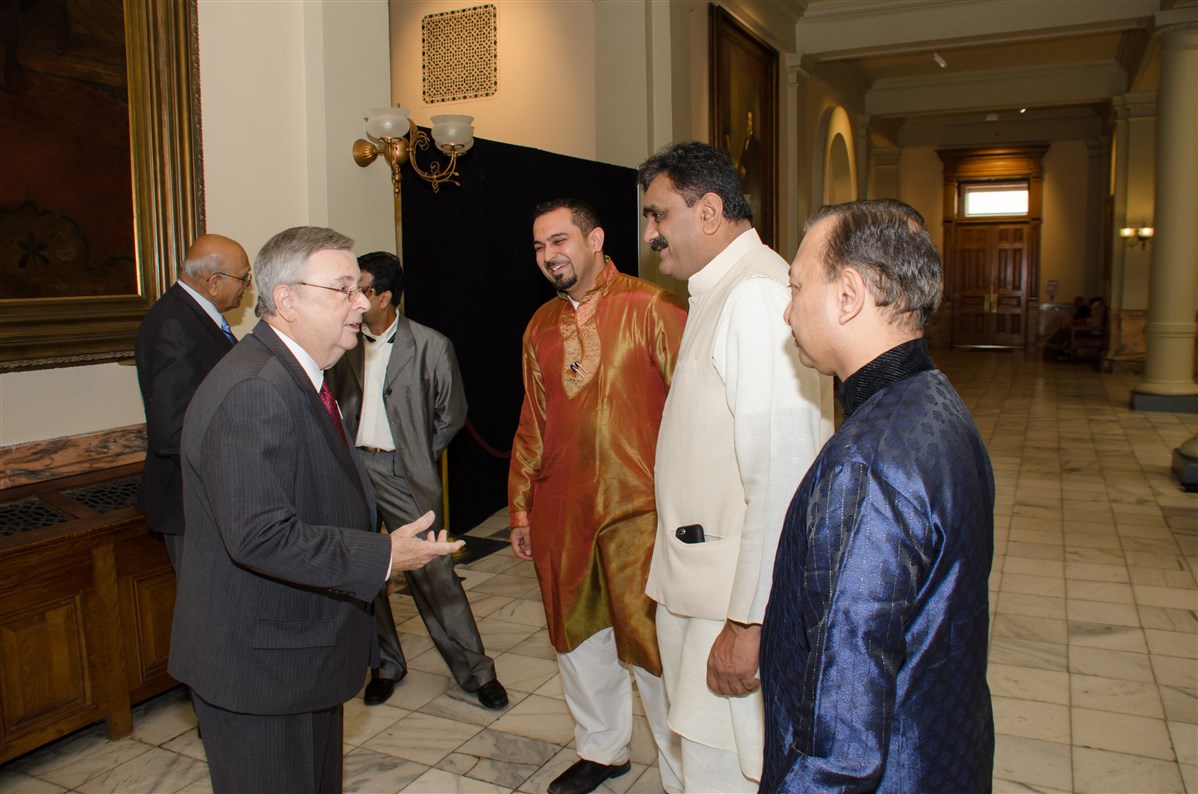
351;105;474;535
352;106;475;196
1119;225;1154;249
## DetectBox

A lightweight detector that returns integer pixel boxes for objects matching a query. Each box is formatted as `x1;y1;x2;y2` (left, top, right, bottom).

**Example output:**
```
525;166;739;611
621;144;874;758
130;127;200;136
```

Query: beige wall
388;0;596;161
1040;140;1092;303
0;363;145;445
898;147;945;253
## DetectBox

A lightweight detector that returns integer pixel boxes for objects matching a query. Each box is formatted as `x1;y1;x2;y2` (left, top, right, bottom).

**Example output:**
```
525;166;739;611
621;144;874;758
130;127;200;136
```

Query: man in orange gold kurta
509;199;686;794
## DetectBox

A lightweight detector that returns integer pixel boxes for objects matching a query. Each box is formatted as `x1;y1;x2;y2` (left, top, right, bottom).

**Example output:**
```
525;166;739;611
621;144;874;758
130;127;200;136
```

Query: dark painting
0;0;136;300
709;5;778;249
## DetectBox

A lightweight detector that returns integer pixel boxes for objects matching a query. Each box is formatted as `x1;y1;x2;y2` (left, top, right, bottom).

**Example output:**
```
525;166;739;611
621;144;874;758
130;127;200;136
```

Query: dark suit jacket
329;313;467;532
135;283;234;535
168;321;391;715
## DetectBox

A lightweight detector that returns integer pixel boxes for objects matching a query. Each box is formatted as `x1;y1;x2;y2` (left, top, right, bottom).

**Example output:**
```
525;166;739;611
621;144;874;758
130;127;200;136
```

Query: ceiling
786;0;1182;147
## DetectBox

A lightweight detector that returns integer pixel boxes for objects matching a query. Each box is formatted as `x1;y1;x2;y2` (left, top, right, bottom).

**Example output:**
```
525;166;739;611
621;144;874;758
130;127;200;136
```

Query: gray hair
636;142;752;223
180;252;222;279
805;199;943;331
254;226;355;317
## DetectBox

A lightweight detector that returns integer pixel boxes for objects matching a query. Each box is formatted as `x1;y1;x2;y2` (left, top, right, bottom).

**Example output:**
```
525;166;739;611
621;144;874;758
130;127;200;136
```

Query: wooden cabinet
0;463;177;763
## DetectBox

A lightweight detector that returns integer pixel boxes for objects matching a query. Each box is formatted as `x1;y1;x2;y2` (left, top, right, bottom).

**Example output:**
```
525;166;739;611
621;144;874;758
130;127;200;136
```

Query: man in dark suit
135;233;251;572
169;226;463;793
329;251;508;710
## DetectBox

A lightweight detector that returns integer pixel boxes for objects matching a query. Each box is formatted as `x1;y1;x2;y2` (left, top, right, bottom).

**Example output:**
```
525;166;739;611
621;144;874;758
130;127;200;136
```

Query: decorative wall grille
422;4;497;104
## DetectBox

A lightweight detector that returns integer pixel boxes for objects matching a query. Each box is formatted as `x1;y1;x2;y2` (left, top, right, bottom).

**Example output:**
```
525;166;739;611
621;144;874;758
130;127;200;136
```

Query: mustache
649;236;669;252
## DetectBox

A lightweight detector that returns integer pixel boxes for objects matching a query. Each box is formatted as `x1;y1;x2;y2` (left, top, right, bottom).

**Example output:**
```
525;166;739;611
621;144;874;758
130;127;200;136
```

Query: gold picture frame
0;0;204;372
709;4;778;249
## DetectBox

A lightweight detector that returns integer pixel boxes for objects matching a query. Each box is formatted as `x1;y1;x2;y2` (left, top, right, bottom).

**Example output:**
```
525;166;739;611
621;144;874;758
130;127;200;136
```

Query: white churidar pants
656;604;761;793
557;627;683;793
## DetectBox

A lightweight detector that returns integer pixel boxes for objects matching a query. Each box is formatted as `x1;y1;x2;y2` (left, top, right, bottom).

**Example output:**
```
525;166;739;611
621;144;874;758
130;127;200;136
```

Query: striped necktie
220;318;236;344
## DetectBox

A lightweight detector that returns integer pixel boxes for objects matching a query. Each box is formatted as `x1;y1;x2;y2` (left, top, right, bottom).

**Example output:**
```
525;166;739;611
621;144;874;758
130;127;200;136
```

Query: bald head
179;234;252;313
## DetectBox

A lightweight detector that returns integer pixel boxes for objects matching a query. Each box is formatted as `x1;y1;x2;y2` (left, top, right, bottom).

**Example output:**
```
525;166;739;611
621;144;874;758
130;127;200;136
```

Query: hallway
1;349;1195;793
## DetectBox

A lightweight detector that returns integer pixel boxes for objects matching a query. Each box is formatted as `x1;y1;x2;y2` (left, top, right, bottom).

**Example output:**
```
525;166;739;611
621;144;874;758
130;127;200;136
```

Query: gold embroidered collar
558;258;617;398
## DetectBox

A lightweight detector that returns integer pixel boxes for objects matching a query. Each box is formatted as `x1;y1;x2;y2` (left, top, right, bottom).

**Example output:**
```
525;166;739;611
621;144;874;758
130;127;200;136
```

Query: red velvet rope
465;418;511;459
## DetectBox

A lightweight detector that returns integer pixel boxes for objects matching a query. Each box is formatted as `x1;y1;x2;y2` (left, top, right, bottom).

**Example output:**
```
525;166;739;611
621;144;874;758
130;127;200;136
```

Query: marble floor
1;349;1195;794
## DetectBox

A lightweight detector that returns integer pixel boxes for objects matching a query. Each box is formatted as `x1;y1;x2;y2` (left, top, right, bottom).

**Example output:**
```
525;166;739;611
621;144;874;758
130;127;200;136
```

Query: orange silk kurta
509;261;686;674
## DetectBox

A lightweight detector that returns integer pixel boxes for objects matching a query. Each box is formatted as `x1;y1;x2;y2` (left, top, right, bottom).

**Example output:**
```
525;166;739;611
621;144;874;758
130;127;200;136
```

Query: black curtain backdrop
402;134;638;533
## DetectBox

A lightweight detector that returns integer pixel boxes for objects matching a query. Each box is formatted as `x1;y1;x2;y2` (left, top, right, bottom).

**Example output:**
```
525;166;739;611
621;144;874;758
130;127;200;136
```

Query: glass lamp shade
431;114;474;153
365;107;411;140
1138;227;1154;238
1119;227;1136;238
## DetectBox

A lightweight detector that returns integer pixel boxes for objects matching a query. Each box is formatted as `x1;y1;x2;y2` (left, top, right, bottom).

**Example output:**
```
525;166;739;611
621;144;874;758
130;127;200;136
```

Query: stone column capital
1154;9;1198;46
1111;93;1157;119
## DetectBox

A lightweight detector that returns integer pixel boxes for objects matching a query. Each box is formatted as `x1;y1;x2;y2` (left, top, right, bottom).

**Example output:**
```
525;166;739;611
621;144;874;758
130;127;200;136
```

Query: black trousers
193;694;343;794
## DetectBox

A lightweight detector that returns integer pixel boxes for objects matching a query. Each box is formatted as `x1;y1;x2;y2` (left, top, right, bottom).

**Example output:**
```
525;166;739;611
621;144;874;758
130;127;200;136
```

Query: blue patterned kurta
760;340;995;793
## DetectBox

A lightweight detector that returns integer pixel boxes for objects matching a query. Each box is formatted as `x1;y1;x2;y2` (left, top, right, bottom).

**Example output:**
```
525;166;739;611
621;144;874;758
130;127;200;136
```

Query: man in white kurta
638;142;834;792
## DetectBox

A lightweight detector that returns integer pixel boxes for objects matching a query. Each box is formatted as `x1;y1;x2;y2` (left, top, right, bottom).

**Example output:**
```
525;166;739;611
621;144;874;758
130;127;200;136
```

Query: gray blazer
330;312;467;533
169;321;391;715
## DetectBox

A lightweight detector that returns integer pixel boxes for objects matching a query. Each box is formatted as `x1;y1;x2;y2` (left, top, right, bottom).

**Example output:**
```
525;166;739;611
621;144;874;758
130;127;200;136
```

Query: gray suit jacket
329;313;467;533
169;321;391;715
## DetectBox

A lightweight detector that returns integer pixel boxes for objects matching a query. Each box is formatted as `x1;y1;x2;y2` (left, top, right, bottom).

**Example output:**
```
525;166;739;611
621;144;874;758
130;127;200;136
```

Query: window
962;182;1029;217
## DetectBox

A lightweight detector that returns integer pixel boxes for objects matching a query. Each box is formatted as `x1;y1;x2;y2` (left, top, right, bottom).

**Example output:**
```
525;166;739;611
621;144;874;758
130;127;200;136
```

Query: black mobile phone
675;523;705;544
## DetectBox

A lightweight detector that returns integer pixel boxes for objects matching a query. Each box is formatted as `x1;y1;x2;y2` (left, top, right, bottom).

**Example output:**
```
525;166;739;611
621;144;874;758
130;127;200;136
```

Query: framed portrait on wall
709;4;778;249
0;0;203;371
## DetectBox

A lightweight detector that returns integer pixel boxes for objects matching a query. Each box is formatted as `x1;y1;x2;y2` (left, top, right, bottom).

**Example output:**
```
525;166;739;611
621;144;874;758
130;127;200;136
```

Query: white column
1133;12;1198;406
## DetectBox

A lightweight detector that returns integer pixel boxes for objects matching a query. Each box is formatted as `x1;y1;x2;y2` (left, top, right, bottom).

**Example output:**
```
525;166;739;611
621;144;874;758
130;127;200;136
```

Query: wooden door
954;226;993;345
951;222;1029;348
993;225;1027;346
937;146;1047;350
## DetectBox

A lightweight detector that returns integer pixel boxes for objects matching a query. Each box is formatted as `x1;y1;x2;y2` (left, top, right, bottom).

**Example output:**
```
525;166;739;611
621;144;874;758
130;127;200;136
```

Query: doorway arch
814;106;857;207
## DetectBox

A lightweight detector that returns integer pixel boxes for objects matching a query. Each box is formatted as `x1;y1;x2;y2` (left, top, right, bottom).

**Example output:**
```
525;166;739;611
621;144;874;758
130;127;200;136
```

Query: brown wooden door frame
937;146;1048;349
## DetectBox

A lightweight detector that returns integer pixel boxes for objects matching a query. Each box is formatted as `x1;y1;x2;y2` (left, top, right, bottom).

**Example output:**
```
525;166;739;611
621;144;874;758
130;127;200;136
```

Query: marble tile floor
2;349;1195;793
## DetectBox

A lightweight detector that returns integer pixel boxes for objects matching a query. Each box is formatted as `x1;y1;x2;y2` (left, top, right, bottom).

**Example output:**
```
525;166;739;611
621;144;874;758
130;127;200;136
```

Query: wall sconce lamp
1119;225;1154;249
352;106;474;196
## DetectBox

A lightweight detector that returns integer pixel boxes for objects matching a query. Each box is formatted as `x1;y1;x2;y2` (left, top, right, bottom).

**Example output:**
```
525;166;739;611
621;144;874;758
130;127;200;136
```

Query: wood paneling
0;464;176;763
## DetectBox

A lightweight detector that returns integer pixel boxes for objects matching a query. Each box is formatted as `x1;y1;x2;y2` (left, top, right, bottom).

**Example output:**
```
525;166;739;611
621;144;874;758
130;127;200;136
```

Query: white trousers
680;737;758;794
557;628;683;793
656;605;762;792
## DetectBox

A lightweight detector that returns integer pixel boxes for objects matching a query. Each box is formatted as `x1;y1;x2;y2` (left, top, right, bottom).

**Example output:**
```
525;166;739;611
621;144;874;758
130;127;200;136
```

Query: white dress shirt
355;315;399;450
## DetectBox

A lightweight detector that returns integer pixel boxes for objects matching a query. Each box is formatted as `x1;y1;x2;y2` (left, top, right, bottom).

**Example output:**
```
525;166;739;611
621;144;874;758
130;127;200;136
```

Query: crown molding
797;0;1160;59
867;61;1128;116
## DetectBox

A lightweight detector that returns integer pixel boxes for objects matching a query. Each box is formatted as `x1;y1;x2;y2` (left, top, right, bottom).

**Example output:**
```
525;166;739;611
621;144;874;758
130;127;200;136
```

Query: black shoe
363;671;402;706
475;679;509;709
547;759;631;794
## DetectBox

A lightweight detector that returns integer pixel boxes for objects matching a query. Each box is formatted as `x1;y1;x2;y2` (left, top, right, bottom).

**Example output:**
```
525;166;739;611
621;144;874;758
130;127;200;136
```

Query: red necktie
318;380;347;446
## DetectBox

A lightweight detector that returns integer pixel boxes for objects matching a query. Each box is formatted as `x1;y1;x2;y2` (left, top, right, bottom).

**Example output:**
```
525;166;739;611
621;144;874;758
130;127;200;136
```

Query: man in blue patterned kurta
760;199;995;793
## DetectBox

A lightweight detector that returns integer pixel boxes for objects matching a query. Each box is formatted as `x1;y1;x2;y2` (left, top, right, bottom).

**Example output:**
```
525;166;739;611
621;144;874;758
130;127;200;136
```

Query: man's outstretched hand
389;511;464;574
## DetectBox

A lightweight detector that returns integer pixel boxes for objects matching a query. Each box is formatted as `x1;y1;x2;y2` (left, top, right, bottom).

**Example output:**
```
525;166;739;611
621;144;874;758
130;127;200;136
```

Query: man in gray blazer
329;251;507;710
169;227;462;793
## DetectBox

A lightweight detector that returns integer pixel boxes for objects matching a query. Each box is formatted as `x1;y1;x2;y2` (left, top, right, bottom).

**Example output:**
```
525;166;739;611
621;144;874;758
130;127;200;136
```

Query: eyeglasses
214;271;253;287
297;281;366;301
359;285;376;299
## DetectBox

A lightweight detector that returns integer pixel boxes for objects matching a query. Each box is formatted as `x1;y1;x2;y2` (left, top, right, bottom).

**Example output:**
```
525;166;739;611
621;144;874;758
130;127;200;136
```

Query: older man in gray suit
169;226;462;793
329;251;507;710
